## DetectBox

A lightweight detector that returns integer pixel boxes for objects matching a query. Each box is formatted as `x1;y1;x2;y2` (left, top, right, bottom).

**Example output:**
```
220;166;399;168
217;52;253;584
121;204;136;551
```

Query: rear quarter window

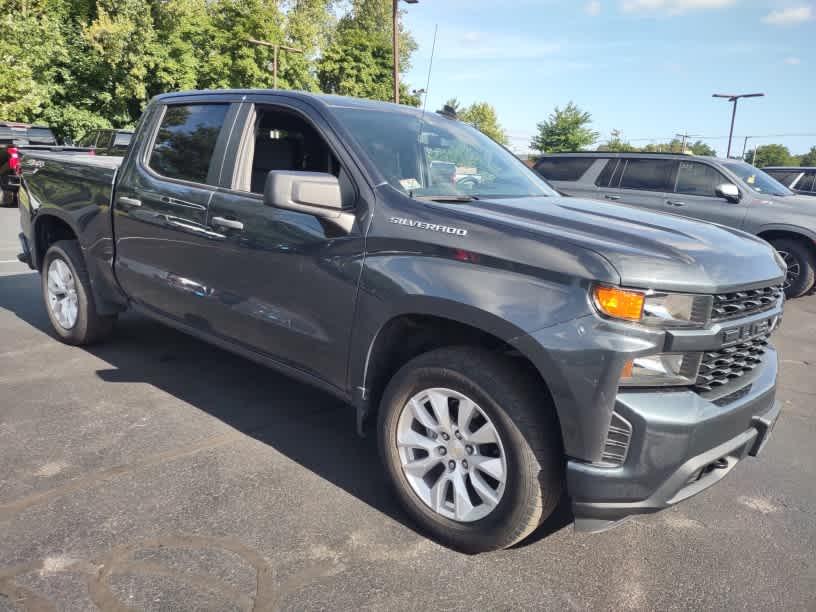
794;172;815;192
534;157;596;181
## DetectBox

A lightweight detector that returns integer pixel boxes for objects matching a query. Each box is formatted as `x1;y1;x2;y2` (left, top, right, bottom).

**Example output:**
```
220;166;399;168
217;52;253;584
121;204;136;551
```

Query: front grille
598;412;632;467
694;333;770;392
711;285;782;321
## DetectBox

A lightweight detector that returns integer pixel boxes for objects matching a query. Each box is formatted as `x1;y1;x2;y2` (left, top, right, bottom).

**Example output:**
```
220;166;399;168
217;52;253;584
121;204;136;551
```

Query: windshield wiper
414;195;478;203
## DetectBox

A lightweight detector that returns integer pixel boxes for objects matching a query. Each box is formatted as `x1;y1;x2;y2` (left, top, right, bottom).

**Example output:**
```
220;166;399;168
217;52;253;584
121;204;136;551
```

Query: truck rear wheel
42;240;115;345
378;347;562;553
772;238;815;298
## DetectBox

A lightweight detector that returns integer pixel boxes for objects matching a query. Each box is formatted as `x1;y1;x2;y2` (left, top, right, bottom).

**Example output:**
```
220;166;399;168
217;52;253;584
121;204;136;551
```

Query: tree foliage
798;146;816;167
746;144;797;168
317;0;419;105
597;129;637;152
0;0;422;140
458;102;508;145
531;102;598;152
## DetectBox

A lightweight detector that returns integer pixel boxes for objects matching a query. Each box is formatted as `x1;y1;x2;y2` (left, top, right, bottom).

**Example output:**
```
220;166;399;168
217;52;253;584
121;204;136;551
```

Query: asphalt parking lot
1;205;814;611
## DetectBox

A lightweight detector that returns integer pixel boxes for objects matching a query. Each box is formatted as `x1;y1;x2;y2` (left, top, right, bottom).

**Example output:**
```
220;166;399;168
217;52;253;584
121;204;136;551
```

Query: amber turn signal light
593;286;645;321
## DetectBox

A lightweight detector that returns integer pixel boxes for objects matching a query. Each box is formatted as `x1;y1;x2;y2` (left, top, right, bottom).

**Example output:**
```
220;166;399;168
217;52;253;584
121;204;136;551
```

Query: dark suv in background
764;167;816;197
535;153;816;298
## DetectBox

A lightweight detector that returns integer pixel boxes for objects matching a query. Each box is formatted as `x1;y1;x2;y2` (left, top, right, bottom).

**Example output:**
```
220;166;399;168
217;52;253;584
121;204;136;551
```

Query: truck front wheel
378;347;563;553
42;240;115;345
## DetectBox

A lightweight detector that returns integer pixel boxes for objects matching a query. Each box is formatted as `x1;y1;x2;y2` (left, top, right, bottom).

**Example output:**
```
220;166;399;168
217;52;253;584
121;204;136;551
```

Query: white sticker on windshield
400;178;421;191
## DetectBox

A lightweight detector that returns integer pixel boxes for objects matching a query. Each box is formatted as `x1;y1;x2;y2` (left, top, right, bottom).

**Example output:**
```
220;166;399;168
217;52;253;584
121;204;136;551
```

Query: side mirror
264;171;354;232
715;183;741;203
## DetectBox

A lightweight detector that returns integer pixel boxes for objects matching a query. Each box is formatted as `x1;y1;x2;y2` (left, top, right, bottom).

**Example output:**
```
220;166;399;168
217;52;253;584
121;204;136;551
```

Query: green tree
798;146;816;166
459;102;507;145
688;140;716;156
317;0;419;105
746;144;796;168
530;102;598;152
597;129;637;152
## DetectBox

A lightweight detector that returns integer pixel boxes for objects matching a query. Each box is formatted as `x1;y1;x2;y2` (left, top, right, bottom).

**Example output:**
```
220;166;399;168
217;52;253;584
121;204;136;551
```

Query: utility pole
392;0;419;104
712;93;764;158
248;38;304;89
742;135;751;160
675;132;701;152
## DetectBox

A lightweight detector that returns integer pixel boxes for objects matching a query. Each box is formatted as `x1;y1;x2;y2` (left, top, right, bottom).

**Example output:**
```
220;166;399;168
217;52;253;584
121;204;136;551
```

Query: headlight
593;285;711;328
619;352;702;387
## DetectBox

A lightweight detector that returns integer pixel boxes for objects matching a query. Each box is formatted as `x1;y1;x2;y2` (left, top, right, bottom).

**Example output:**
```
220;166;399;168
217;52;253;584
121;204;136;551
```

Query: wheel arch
32;211;80;271
353;307;561;442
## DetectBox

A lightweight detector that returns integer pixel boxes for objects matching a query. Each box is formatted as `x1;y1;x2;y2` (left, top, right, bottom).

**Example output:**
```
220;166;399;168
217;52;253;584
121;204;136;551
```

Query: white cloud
621;0;737;15
761;6;813;25
784;56;802;64
585;1;602;16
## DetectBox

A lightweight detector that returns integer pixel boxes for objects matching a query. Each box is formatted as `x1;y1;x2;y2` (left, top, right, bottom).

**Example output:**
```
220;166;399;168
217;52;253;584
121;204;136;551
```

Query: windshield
331;106;557;199
721;161;793;197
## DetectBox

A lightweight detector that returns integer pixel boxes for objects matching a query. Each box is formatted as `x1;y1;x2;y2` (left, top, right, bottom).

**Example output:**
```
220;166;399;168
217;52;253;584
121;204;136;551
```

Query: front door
664;160;748;228
114;100;237;327
194;98;366;390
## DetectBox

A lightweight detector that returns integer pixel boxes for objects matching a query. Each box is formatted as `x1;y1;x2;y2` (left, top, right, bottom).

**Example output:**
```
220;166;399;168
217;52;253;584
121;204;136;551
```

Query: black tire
41;240;115;345
378;347;563;553
772;238;816;299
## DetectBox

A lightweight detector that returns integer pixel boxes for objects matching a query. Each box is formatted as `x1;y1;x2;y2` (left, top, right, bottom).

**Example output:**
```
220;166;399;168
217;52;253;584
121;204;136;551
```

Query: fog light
619;352;702;387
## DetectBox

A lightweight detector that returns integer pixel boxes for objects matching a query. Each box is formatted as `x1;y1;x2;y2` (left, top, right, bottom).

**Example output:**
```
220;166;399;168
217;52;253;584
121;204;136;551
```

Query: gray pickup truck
18;90;785;552
535;152;816;298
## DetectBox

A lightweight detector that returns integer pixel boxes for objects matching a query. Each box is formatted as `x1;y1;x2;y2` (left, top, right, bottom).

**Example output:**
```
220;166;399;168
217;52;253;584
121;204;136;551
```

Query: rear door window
595;159;618;187
534;157;596;181
149;103;229;185
675;161;728;197
619;159;677;191
795;172;815;192
766;170;801;187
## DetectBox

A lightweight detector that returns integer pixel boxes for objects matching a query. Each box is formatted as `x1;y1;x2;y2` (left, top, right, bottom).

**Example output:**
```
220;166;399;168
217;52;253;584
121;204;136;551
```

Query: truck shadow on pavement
0;272;572;551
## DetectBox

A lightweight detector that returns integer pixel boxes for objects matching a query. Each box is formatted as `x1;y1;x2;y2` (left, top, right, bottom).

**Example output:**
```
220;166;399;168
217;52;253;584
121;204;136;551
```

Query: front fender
347;252;594;417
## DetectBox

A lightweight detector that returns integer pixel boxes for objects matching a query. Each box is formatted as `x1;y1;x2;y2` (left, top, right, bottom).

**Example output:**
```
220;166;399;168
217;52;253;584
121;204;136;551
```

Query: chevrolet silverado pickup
18;90;785;552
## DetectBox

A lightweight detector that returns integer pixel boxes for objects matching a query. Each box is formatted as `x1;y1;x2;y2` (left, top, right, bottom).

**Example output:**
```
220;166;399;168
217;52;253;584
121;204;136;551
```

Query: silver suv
535;153;816;297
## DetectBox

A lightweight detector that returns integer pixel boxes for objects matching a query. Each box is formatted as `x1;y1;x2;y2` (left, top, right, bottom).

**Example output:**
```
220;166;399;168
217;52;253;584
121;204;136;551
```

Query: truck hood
453;195;785;294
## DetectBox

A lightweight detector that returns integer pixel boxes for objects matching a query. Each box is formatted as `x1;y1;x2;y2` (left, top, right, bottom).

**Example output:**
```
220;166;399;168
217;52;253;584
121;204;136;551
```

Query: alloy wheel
396;388;507;522
777;249;800;290
47;258;79;329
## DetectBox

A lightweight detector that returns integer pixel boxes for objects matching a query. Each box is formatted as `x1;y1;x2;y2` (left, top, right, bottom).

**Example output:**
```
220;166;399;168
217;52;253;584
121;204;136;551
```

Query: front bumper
568;348;780;532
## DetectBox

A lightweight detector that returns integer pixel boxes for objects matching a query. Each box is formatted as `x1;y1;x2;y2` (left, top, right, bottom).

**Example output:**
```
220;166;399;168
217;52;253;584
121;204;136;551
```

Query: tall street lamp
393;0;419;104
712;92;764;159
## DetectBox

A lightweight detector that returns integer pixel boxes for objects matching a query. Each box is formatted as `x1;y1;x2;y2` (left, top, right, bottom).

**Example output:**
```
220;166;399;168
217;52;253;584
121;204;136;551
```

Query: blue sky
400;0;816;156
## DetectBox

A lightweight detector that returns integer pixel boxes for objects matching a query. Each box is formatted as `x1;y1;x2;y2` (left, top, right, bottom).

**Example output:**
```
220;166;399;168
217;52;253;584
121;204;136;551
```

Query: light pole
248;38;304;89
393;0;419;104
712;92;764;159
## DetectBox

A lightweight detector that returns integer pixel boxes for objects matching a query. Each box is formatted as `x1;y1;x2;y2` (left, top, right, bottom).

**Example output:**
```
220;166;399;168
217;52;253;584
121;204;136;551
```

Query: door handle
604;194;621;201
118;196;142;208
212;216;244;231
666;200;685;207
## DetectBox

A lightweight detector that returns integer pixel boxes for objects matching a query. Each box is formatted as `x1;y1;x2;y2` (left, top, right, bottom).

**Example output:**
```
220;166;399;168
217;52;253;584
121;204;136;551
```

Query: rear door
666;160;748;228
605;157;678;213
113;97;240;325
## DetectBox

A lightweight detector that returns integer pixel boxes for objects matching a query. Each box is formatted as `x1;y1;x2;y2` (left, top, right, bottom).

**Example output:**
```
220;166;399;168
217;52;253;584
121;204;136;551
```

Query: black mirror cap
263;170;344;211
715;182;741;203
